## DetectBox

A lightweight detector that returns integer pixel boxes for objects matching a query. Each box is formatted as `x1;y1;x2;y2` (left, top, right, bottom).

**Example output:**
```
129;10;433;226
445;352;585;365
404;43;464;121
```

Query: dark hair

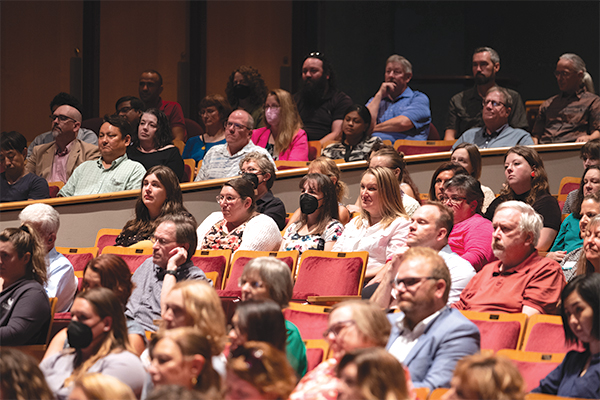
134;108;172;149
573;165;600;217
115;96;145;113
369;144;421;201
198;94;232;126
235;299;287;352
303;52;337;89
142;69;163;86
425;201;455;240
156;214;198;263
560;274;600;349
225;66;268;111
429;162;469;201
1;131;27;152
444;174;485;214
103;114;132;139
50;92;82;114
0;348;54;400
452;143;483;180
498;146;550;205
581;139;600;161
224;178;256;213
342;104;372;140
82;254;134;306
298;173;340;235
0;225;47;286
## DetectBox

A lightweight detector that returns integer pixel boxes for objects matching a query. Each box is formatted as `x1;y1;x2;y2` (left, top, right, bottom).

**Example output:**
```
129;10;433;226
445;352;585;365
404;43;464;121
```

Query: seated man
125;214;210;332
115;95;144;129
367;54;431;141
27;92;98;157
452;201;566;316
194;110;275;181
58;115;146;197
18;203;77;313
27;104;100;184
452;86;534;149
384;247;480;390
532;53;600;143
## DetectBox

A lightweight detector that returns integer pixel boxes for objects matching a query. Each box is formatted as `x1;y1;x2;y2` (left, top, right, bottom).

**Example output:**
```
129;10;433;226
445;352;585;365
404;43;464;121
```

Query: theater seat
282;303;330;341
94;228;121;252
56;246;98;275
191;249;231;290
497;349;564;392
521;314;585;353
393;139;456;156
459;310;527;352
304;339;329;372
101;246;152;274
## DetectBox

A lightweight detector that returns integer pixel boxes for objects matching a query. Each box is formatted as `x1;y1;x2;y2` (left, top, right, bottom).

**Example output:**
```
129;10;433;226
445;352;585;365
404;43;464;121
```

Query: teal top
549;213;583;253
285;319;308;377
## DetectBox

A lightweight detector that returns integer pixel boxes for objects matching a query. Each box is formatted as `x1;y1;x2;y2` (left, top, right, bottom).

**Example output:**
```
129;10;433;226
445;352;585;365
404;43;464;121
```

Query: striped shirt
194;141;275;181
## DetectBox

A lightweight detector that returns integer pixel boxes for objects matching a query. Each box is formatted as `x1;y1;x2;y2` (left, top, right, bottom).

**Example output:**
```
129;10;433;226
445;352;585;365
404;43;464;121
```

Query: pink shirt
49;141;74;183
251;127;309;161
448;213;496;272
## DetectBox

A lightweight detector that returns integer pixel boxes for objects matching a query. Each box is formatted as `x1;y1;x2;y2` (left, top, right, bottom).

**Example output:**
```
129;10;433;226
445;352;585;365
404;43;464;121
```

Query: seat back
557;176;581;209
293;250;368;300
393;139;456;156
173;139;185;155
429;388;449;400
521;314;585;353
307;141;322;161
283;303;331;340
184;118;204;139
304;339;329;372
101;246;153;274
191;249;232;290
56;246;99;274
48;181;64;198
94;228;122;252
497;349;565;392
414;387;431;400
459;310;527;352
183;159;197;183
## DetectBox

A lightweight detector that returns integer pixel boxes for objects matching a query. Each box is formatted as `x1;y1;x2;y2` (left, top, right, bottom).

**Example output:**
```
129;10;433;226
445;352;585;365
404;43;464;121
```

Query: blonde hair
358;167;407;228
330;300;391;347
73;373;136;400
309;156;349;202
267;89;303;155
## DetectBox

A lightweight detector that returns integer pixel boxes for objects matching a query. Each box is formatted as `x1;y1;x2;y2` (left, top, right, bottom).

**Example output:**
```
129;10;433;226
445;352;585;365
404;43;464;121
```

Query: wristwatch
164;270;177;277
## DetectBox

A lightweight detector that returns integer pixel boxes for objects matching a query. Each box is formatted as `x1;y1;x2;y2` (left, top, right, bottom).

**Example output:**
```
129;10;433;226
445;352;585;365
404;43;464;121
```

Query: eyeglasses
391;276;437;291
224;121;251;131
322;320;355;338
50;114;77;123
439;195;467;206
554;70;574;78
238;277;264;289
241;169;263;176
150;235;176;246
264;105;280;110
199;108;218;116
216;195;241;204
482;100;505;108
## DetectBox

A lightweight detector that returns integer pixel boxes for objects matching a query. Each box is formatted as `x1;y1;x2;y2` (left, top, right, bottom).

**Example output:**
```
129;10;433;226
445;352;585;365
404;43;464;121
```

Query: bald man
27;105;100;183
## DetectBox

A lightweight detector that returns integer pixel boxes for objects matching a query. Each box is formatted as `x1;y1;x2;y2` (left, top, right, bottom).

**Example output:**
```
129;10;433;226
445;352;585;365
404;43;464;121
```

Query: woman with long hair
563;139;600;213
565;214;600;282
0;348;54;400
225;66;268;129
451;142;495;212
428;162;469;202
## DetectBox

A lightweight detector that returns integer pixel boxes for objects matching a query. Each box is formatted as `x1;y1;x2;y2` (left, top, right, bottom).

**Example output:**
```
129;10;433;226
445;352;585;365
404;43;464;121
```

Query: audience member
484;145;561;251
367;54;431;141
196;178;282;252
116;165;193;247
1;131;49;202
293;52;353;144
125;214;209;332
58;115;145;197
563;140;600;213
146;384;205;400
252;88;308;161
428;162;468;202
182;94;231;162
322;104;380;161
532;53;600;143
289;300;391;400
451;86;534;149
69;373;136;400
0;224;51;345
445;47;528;140
40;288;145;399
138;69;186;141
28;92;98;158
281;173;344;253
564;214;600;283
0;347;54;400
115;96;144;130
368;145;421;203
127;108;184;181
18;203;77;313
194;109;274;181
532;274;600;399
333;167;410;279
27;104;101;184
453;201;566;316
240;151;286;230
225;65;268;129
450;143;495;212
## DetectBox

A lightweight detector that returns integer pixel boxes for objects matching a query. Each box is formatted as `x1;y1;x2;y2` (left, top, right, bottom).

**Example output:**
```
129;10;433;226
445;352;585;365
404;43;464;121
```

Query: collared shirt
45;248;77;313
438;245;476;304
194;141;275;181
27;127;98;158
389;307;444;363
49;140;74;183
58;154;146;197
452;123;535;149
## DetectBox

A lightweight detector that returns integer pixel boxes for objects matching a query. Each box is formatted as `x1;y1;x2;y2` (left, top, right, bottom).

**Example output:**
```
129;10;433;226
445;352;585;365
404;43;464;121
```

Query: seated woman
444;353;526;400
548;166;600;262
451;143;495;212
127;109;184;182
148;327;221;398
428;161;468;202
182;94;231;162
564;214;600;282
238;257;308;377
116;165;193;247
70;373;136;400
442;175;496;272
252;89;308;161
322;104;380;162
281;173;344;254
333;167;410;280
0;224;51;346
226;65;268;129
289;300;391;400
532;274;600;399
0;348;54;400
40;288;145;399
484;145;561;251
563;139;599;213
0;131;49;202
196;178;281;252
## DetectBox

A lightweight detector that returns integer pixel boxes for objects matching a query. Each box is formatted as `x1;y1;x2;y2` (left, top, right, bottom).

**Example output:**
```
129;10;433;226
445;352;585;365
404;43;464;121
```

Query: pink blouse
251;127;309;161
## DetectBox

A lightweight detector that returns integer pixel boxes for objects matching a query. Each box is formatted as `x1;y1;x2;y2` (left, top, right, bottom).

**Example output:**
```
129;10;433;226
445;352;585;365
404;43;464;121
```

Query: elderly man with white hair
452;201;566;316
18;203;77;312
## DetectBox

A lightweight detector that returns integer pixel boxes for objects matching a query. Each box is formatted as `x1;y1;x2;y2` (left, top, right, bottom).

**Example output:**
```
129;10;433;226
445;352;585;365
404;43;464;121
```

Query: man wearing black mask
225;66;268;129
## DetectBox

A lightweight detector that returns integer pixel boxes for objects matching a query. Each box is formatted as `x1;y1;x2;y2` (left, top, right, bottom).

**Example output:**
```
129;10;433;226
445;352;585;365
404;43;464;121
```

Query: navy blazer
386;306;480;390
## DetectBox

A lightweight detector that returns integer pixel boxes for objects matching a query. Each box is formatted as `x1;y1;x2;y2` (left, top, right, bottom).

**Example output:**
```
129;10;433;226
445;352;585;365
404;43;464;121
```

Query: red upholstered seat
307;141;321;161
521;314;585;353
459;311;527;352
185;118;204;139
56;247;98;273
94;228;121;253
221;250;299;292
305;347;324;372
496;349;565;392
101;246;152;274
191;249;231;290
282;304;331;341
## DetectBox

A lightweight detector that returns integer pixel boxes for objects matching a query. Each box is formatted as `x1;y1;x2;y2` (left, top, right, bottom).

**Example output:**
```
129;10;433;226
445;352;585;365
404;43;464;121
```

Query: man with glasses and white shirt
194;109;275;181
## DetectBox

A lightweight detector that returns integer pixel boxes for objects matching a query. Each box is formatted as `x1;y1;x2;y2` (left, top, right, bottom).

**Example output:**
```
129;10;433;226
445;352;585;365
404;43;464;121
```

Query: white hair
18;203;60;237
386;54;412;75
559;53;595;93
495;201;542;246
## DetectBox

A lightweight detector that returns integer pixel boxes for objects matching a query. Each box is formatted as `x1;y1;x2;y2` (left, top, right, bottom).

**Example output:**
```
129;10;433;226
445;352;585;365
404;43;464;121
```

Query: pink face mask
265;107;280;126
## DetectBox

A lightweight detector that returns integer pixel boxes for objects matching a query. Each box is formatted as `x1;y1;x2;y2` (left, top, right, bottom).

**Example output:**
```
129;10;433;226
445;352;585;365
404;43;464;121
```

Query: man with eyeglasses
451;87;534;150
445;47;528;140
194;109;275;181
532;53;600;144
27;105;100;184
125;214;210;333
115;96;144;129
383;247;480;390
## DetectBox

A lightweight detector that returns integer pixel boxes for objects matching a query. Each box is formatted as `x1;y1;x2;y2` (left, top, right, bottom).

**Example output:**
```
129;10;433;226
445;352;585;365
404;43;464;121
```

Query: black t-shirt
485;191;561;231
293;89;353;141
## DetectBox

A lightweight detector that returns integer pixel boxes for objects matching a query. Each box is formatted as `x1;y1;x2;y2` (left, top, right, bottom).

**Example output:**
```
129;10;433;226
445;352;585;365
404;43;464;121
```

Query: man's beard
474;72;494;86
51;128;61;139
299;75;328;105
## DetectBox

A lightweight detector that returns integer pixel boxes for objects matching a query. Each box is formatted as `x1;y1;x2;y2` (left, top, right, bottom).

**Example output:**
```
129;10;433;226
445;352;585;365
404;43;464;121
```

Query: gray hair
486;86;513;109
239;151;276;190
156;214;197;263
18;203;60;237
495;201;542;246
386;54;412;75
559;53;595;93
242;257;293;307
474;47;500;64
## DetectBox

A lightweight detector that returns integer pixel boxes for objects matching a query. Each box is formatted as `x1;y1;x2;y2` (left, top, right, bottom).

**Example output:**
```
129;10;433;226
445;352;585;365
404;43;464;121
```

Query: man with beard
293;53;353;145
452;201;565;316
384;247;480;390
445;47;528;140
27;104;100;184
366;55;431;141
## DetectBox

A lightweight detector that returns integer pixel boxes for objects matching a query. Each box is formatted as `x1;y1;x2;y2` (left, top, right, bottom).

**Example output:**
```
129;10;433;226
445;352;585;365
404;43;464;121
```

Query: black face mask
67;320;94;349
300;193;320;215
233;84;251;100
242;173;259;189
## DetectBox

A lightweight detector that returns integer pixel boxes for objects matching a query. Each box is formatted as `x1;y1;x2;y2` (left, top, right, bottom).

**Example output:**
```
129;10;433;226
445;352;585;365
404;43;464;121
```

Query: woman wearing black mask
225;66;268;129
39;287;145;400
281;173;344;254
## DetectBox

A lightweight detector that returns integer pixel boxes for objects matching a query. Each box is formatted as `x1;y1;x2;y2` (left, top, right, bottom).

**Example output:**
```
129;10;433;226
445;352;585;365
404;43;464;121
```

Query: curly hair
497;146;550;205
225;66;268;111
0;348;54;400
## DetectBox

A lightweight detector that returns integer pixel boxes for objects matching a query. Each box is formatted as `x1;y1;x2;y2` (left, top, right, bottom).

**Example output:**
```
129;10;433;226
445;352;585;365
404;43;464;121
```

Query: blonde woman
69;373;136;400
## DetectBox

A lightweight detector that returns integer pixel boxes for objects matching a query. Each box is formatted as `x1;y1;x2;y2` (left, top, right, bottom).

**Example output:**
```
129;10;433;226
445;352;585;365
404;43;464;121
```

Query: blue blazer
386;307;480;390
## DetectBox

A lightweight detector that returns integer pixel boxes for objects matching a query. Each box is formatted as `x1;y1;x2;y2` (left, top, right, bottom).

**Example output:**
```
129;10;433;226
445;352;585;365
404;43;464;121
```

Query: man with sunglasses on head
194;109;275;181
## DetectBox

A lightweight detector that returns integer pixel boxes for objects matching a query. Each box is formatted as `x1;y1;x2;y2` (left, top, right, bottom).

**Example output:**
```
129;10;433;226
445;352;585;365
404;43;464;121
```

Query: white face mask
265;107;281;126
